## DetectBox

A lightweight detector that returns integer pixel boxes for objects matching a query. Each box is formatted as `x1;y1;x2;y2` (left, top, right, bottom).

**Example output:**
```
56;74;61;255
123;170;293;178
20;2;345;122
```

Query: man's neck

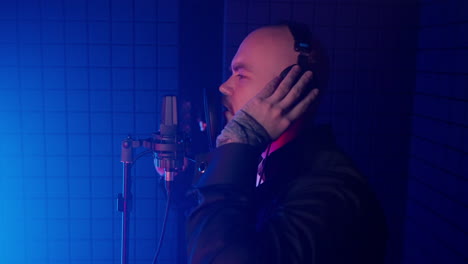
262;117;306;158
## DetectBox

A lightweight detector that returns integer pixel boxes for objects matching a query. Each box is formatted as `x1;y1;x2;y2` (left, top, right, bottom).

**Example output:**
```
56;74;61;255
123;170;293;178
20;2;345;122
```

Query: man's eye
237;74;245;80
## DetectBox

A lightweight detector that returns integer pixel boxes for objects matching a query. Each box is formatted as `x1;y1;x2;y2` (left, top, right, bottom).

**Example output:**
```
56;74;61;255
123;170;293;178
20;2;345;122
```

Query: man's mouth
221;98;234;122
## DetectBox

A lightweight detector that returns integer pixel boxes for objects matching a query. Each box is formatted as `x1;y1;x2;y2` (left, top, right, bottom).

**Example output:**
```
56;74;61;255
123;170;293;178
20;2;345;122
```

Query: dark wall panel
403;0;468;263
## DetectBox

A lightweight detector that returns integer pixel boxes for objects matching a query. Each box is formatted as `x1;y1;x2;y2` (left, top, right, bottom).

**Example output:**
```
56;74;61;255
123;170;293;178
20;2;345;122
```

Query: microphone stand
118;136;152;264
118;95;185;264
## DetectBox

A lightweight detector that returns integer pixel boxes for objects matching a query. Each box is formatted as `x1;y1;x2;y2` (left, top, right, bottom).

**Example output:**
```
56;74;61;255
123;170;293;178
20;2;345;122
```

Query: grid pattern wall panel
222;0;418;263
403;0;468;263
0;1;180;264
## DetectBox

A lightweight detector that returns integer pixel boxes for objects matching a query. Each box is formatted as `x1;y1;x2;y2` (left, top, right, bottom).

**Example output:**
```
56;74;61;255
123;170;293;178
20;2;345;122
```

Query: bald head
234;25;298;80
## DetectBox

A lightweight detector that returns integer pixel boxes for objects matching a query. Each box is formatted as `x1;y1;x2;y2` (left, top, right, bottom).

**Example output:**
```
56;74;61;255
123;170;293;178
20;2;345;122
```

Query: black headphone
280;22;320;89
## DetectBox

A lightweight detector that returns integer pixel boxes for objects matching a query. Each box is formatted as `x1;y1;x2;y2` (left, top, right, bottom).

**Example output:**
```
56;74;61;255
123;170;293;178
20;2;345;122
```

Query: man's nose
218;78;233;96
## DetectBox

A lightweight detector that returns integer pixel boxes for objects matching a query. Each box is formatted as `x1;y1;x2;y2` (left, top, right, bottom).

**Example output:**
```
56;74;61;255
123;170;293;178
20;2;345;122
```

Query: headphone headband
287;23;312;54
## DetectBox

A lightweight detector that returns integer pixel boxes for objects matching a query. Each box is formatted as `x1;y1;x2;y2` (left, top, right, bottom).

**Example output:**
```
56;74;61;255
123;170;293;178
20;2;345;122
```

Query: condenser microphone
153;96;185;182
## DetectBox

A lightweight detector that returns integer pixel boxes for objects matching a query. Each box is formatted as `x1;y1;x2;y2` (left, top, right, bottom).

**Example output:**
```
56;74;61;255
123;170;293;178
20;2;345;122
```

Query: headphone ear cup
305;62;319;89
279;64;296;79
280;64;309;87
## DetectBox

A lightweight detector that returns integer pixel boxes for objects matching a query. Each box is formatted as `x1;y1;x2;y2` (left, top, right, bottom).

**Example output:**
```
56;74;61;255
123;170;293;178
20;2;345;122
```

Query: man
186;23;387;263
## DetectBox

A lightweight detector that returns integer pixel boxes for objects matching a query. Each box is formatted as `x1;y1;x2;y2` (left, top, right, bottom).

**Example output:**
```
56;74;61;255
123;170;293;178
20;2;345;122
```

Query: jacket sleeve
186;143;260;264
186;144;386;264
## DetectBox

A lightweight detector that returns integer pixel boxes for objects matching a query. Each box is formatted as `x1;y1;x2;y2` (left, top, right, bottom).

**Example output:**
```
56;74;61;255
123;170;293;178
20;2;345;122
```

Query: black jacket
187;124;387;263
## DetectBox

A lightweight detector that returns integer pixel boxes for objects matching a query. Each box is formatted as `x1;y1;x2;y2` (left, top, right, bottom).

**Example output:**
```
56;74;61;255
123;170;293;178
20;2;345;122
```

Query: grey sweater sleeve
216;110;271;150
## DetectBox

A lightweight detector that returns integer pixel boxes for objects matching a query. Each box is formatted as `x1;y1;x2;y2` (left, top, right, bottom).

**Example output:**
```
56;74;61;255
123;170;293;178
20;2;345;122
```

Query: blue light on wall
0;0;180;263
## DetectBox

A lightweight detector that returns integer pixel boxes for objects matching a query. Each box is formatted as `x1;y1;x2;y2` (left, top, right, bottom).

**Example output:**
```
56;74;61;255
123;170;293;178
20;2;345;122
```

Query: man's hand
241;65;319;140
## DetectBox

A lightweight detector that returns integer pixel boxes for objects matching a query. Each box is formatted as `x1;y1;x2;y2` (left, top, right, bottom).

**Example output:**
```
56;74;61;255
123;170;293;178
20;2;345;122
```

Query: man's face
219;26;297;122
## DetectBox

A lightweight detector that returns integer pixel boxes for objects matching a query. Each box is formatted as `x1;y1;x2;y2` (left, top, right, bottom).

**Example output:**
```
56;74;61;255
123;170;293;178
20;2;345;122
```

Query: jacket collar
260;123;336;186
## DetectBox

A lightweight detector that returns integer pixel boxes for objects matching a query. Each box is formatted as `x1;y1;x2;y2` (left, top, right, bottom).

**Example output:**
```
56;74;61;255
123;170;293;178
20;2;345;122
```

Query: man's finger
256;76;281;99
279;70;313;109
287;88;319;120
269;65;302;102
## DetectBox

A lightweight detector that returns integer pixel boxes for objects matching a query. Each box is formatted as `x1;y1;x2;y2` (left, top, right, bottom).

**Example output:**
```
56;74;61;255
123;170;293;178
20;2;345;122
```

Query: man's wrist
216;110;271;150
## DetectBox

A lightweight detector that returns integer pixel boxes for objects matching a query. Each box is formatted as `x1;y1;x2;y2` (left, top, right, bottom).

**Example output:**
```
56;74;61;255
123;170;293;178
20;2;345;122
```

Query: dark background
0;0;466;263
